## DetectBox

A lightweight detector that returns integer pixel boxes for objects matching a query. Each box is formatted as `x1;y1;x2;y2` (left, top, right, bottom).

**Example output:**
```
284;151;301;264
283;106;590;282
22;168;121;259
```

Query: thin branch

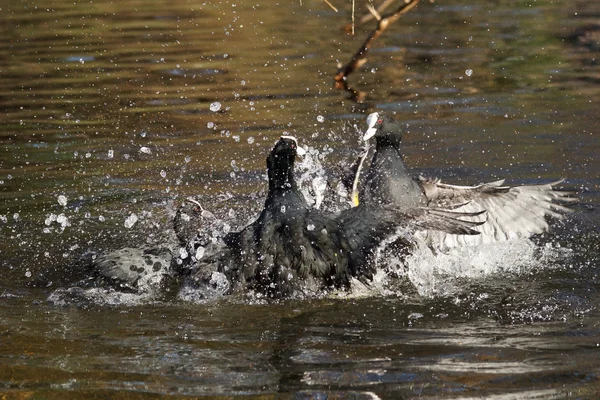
361;0;396;25
352;0;355;35
323;0;338;12
365;3;382;21
334;0;421;86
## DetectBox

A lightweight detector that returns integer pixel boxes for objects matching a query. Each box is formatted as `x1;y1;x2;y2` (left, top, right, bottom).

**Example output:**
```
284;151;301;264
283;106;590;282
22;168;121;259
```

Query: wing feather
418;178;576;250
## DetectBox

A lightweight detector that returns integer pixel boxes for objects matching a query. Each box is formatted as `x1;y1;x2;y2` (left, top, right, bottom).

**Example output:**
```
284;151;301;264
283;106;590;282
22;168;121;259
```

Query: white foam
295;146;329;209
401;238;572;298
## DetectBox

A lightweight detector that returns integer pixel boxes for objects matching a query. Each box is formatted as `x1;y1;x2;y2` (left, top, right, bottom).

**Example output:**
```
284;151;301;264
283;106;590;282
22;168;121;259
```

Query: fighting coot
220;135;484;297
92;197;206;291
357;112;575;249
359;113;429;211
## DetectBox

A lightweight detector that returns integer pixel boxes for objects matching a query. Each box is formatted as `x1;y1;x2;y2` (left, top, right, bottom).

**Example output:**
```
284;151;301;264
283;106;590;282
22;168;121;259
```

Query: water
1;0;600;397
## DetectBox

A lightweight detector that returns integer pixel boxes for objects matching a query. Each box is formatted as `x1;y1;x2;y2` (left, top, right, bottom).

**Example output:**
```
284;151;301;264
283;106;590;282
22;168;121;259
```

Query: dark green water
1;0;599;397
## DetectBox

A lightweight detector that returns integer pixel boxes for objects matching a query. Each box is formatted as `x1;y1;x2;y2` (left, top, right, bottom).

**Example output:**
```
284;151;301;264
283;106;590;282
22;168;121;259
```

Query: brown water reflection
0;0;599;397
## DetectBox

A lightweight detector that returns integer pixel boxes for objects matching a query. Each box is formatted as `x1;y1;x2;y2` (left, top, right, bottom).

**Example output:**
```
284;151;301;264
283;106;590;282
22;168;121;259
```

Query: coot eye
378;119;383;124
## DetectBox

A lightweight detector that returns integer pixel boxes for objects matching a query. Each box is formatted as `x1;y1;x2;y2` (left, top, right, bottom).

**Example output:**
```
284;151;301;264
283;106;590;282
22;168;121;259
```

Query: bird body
358;112;575;250
91;198;208;292
223;137;355;296
361;133;428;211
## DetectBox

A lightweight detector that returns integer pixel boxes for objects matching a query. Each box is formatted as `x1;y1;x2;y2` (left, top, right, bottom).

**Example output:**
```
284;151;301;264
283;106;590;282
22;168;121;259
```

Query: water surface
1;0;599;398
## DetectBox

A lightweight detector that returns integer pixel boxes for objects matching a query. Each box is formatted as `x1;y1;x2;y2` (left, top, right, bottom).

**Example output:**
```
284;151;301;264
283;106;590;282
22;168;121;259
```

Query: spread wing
336;204;486;276
418;178;576;250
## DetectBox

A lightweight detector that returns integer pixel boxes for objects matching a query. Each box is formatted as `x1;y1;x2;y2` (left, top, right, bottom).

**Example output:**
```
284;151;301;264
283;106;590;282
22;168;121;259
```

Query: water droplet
223;223;231;234
306;223;315;231
316;115;325;123
280;205;286;213
207;121;215;129
56;213;69;227
465;69;473;77
124;214;138;228
57;195;68;206
107;149;114;159
210;102;222;112
247;136;255;144
139;146;151;154
45;213;57;226
179;247;189;259
160;170;167;178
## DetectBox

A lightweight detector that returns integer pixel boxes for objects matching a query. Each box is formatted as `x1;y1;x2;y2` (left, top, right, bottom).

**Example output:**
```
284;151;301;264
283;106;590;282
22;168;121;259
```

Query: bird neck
375;143;408;166
268;164;297;193
376;134;402;149
265;171;305;212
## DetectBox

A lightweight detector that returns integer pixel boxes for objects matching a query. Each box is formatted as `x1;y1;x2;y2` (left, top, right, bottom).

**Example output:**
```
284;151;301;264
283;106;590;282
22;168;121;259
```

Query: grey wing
337;205;484;251
93;246;174;290
419;178;576;250
336;204;485;277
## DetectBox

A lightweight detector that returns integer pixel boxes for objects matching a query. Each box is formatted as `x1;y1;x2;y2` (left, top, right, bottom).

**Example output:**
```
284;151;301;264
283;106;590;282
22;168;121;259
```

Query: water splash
402;238;573;298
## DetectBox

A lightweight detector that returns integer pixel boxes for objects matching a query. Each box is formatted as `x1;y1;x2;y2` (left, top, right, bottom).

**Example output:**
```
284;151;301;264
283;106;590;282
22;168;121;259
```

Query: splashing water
46;122;580;307
403;239;572;298
294;145;350;211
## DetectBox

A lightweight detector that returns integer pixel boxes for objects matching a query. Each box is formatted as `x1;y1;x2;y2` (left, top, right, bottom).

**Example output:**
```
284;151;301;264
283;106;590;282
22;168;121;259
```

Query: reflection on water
0;0;599;397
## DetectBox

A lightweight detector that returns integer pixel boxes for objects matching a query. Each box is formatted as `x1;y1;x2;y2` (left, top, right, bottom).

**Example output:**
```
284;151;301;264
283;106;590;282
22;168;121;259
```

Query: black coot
360;113;429;211
92;198;206;291
357;112;576;250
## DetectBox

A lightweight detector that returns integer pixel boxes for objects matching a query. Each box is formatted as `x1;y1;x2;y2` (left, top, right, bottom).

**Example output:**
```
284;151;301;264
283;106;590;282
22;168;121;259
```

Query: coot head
364;112;403;148
267;135;306;191
173;197;206;246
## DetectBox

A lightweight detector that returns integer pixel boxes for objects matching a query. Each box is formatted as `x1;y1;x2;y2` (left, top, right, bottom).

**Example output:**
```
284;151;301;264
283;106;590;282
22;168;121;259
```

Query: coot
358;112;575;249
92;198;206;291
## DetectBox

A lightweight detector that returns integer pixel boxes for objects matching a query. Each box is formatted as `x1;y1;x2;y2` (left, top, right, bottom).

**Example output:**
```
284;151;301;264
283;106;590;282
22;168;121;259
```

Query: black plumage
360;114;428;211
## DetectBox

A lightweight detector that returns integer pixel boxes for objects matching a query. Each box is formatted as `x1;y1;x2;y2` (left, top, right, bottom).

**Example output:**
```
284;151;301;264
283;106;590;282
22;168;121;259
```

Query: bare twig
323;0;338;12
361;0;396;25
365;2;382;21
334;0;421;86
352;0;355;35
